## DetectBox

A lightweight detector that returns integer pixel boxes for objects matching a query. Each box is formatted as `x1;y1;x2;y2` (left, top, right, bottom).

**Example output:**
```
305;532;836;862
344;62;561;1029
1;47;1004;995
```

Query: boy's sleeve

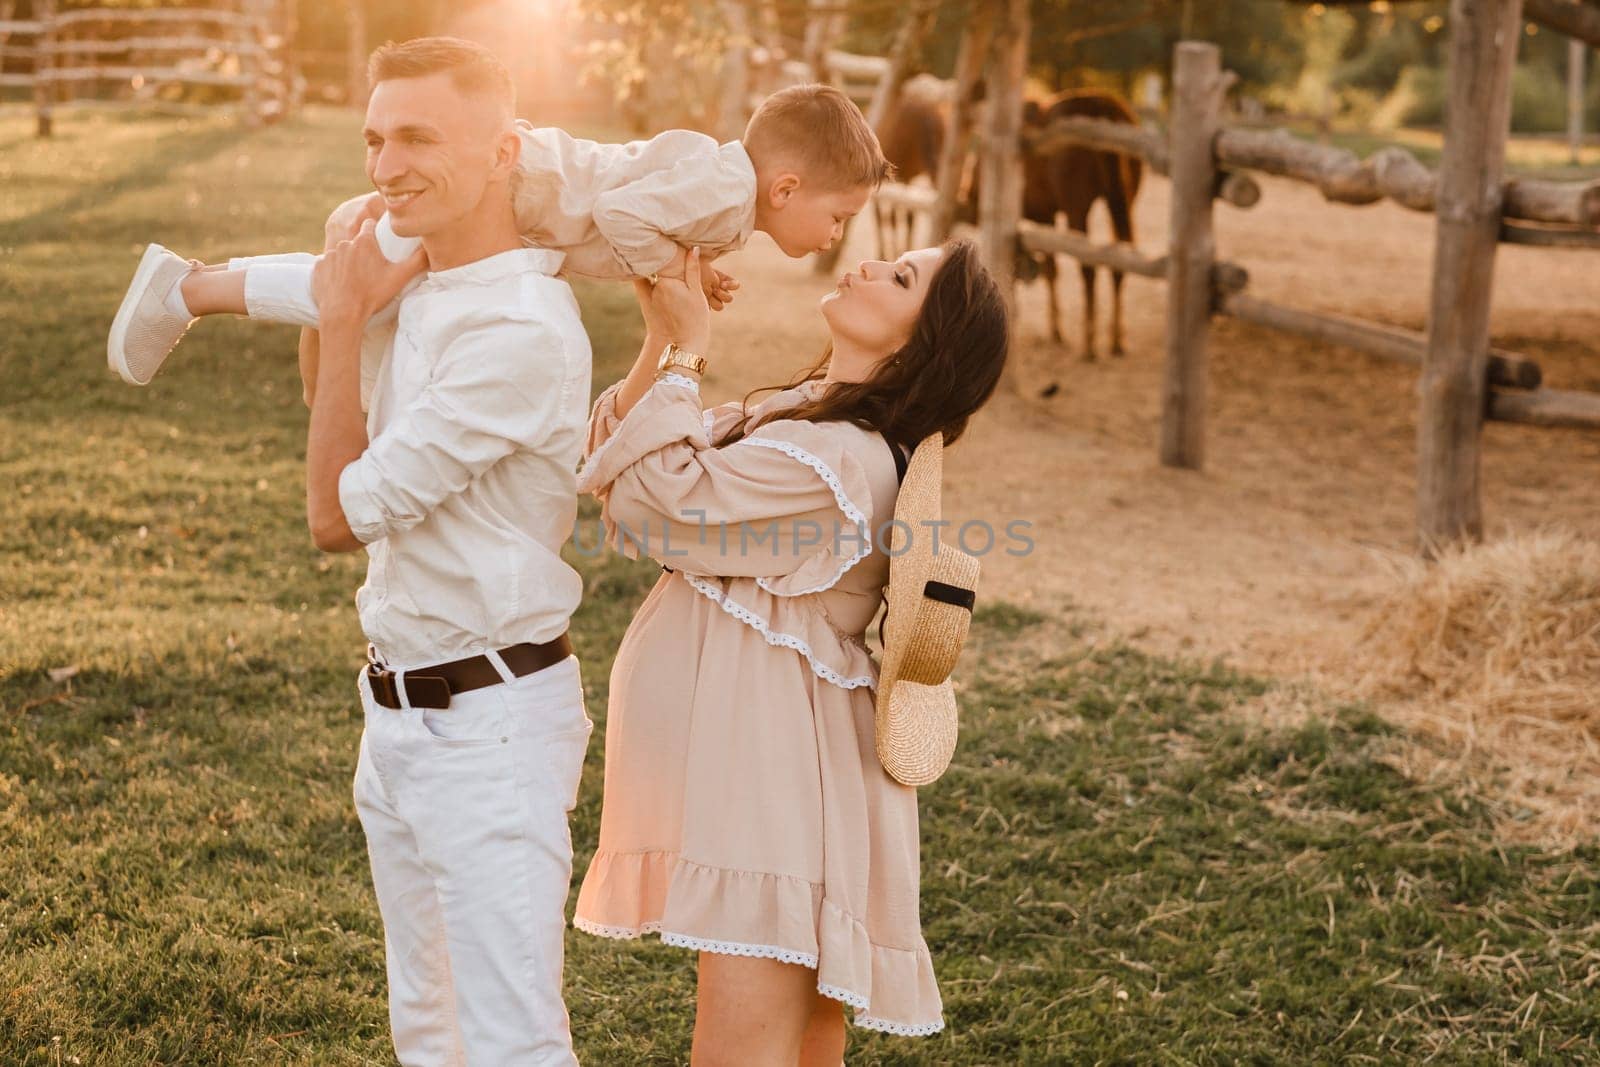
592;151;754;278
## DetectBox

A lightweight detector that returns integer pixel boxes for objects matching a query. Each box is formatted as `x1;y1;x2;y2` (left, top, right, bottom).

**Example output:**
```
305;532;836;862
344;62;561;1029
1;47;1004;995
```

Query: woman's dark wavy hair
712;239;1008;452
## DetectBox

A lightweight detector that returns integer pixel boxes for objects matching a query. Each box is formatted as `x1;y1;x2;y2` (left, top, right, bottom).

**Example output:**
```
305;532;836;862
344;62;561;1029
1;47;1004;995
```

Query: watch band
657;342;707;377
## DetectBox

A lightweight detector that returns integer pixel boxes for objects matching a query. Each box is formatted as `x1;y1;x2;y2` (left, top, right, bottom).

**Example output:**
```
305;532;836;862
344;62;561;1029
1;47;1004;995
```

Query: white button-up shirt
512;123;757;281
337;247;592;669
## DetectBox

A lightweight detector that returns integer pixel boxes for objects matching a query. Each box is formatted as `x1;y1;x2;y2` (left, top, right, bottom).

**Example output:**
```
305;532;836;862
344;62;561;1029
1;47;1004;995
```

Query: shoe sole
107;243;174;386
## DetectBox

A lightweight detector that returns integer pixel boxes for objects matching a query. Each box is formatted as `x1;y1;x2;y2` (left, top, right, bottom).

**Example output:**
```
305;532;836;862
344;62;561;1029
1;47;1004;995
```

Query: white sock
163;272;194;319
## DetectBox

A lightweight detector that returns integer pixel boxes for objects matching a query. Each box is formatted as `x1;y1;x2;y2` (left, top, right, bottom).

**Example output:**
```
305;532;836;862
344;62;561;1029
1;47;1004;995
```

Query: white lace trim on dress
576;911;945;1037
572;916;662;940
738;435;873;597
854;1014;947;1037
817;981;870;1012
679;573;876;690
579;373;702;488
659;930;820;968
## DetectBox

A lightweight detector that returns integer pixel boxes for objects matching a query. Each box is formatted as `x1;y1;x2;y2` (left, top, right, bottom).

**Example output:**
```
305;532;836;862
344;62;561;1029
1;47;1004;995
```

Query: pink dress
571;373;943;1037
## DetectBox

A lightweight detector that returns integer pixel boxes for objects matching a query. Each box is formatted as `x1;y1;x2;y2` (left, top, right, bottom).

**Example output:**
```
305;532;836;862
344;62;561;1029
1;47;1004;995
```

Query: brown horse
875;76;949;259
1018;90;1143;362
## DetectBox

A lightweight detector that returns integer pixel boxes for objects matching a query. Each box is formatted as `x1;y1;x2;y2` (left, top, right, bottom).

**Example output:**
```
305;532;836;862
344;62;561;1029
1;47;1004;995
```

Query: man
303;38;592;1065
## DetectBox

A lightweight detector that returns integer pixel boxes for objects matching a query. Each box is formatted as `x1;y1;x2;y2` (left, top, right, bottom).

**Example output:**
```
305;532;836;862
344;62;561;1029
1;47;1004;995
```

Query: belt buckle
367;664;400;709
366;665;451;710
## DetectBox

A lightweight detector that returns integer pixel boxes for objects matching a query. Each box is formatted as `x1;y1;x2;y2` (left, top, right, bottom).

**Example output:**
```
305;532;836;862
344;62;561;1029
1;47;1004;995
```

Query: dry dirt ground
695;173;1599;684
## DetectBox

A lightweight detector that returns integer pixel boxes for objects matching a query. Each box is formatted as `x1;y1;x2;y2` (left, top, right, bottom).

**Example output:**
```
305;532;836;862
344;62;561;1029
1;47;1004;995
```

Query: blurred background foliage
0;0;1592;133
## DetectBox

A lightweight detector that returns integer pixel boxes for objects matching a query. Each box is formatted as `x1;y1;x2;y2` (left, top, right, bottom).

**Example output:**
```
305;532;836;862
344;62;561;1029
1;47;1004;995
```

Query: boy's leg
109;247;321;385
223;252;321;327
178;268;247;317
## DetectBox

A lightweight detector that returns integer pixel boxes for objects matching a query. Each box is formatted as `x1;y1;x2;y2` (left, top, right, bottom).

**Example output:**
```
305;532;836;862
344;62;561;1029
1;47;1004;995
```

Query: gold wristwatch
656;341;707;377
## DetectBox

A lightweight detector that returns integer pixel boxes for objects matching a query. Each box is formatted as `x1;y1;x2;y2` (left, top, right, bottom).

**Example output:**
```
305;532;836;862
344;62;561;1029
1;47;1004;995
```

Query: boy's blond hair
743;84;891;190
367;36;515;117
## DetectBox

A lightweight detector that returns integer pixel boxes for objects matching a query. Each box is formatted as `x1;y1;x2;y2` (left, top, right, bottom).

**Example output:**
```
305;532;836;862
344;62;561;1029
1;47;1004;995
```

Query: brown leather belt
365;632;574;710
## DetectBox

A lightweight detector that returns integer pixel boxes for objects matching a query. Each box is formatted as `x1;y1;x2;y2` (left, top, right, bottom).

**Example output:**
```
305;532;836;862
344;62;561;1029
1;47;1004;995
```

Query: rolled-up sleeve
339;319;575;544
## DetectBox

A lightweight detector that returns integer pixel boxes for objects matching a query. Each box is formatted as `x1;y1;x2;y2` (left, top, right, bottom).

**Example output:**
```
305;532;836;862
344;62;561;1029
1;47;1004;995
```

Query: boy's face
761;178;872;258
362;73;511;238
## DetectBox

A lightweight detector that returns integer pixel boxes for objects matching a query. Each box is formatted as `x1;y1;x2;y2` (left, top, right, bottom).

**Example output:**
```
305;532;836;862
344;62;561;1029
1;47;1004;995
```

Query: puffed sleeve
576;376;876;591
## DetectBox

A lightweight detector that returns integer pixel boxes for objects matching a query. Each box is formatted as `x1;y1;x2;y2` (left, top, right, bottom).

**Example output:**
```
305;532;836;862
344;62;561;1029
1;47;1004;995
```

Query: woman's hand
648;245;711;355
312;218;426;328
632;277;666;342
324;191;385;250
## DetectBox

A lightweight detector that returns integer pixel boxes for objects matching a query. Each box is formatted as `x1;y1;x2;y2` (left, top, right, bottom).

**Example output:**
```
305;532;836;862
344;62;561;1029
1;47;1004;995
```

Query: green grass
4;107;1599;1065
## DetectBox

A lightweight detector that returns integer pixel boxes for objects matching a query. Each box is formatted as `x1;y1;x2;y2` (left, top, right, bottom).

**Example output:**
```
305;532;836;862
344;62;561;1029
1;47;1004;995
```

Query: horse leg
1105;161;1137;358
1064;204;1095;361
1079;261;1097;362
1110;269;1126;357
1045;255;1063;345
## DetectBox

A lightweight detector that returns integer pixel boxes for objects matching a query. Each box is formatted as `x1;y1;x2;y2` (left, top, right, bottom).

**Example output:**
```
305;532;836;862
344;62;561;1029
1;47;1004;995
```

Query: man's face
766;180;872;258
362;73;508;238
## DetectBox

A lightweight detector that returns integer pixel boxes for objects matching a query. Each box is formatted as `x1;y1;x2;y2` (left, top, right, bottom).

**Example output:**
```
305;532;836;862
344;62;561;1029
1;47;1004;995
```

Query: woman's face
819;246;947;363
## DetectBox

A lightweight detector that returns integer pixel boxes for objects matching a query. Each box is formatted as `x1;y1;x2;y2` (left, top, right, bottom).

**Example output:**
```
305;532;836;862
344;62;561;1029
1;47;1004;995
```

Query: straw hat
875;433;981;787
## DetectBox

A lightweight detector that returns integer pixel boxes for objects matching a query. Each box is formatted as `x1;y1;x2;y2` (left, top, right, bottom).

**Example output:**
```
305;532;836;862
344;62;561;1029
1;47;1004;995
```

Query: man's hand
313;219;426;329
700;256;738;312
324;192;385;250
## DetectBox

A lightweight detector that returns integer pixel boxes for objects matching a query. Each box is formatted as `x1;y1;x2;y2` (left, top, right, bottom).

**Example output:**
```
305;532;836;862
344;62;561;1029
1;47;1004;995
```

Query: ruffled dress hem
575;848;945;1037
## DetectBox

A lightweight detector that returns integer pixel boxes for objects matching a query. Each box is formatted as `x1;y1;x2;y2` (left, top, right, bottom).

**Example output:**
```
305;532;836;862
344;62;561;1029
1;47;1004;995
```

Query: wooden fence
2;2;291;134
878;0;1598;553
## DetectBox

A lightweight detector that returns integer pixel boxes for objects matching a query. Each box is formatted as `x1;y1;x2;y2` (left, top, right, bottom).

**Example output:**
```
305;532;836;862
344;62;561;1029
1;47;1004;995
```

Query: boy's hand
313;219;426;330
324;192;385;250
700;257;738;312
654;244;690;283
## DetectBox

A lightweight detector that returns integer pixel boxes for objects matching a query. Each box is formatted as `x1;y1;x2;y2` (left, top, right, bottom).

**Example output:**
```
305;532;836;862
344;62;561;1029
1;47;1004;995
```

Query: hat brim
875;679;958;787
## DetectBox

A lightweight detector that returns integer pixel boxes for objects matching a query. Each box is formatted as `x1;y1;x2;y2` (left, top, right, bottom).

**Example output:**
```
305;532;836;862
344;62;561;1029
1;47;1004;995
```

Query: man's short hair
743;84;891;190
367;36;515;114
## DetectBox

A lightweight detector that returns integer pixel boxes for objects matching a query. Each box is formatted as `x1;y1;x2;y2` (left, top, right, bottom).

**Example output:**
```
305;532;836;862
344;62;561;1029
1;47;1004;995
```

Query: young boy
107;83;889;386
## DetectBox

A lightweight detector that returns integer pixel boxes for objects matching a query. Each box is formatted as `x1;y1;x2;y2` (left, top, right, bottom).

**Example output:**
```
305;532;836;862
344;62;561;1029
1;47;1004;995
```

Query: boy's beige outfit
570;374;945;1038
231;124;757;335
512;123;755;280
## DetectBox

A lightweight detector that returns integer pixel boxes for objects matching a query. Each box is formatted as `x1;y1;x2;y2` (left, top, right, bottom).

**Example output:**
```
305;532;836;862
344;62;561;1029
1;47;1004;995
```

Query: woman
574;242;1007;1064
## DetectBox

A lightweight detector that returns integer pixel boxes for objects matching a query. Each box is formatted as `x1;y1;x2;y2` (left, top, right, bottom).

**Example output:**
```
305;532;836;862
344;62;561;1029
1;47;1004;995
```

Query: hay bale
1354;530;1600;722
1349;530;1600;842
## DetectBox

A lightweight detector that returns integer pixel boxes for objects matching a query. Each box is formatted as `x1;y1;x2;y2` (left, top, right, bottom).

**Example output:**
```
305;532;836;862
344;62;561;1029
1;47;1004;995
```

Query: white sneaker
107;244;196;386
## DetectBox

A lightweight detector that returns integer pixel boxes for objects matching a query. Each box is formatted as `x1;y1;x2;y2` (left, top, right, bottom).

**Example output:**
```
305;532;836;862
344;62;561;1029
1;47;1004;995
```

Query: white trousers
353;654;592;1066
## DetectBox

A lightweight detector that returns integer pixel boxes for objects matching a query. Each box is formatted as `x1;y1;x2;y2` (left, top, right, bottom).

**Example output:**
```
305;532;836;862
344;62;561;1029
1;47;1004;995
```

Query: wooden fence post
345;0;367;109
865;0;937;130
1416;0;1524;551
1568;37;1586;165
930;6;995;241
241;0;263;127
718;0;750;142
33;0;54;137
814;0;939;274
976;0;1028;361
803;0;846;78
1160;41;1223;470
